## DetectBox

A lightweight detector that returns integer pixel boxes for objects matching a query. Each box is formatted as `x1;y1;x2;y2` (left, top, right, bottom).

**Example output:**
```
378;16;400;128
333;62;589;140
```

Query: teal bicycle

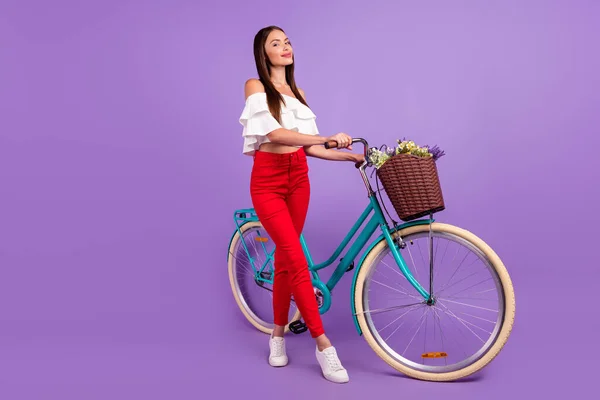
227;138;515;381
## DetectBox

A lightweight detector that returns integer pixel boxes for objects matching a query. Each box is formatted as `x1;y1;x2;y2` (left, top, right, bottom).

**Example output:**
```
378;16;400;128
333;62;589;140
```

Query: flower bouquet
367;139;446;221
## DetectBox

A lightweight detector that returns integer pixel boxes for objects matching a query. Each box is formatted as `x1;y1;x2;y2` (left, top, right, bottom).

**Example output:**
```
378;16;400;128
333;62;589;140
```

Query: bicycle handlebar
324;138;369;169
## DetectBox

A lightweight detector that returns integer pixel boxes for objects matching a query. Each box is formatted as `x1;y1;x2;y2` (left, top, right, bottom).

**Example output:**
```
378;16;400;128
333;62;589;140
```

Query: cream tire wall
228;221;302;335
353;222;516;381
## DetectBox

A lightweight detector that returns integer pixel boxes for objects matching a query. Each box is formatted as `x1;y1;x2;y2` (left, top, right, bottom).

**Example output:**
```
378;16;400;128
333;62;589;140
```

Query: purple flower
428;145;446;161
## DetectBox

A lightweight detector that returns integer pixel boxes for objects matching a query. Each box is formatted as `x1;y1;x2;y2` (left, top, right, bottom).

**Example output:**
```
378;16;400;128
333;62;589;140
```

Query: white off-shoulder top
239;92;319;156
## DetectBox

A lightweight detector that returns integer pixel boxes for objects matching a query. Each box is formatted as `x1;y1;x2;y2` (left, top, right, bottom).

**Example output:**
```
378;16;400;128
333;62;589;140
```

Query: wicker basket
376;153;445;221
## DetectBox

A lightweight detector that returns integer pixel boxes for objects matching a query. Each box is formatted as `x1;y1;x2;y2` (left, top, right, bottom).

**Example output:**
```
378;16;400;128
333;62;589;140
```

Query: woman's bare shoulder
244;78;265;99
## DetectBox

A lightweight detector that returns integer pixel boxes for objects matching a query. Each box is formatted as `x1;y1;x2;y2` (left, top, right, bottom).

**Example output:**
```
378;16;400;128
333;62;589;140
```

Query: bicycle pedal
259;271;272;280
288;320;308;334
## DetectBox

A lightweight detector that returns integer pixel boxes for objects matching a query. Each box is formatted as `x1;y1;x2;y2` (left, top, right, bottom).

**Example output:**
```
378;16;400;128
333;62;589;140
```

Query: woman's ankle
315;334;332;351
272;324;285;338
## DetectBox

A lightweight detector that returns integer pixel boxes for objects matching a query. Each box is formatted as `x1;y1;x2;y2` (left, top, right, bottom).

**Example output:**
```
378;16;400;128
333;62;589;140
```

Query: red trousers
250;147;325;338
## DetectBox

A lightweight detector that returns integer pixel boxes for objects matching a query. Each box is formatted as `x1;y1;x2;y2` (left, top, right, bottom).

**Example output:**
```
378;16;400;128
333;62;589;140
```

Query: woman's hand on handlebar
352;153;365;164
325;132;353;150
310;135;368;167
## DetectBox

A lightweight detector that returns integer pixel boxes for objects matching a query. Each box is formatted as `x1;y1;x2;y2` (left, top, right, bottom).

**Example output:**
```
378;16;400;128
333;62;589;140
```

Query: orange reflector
422;352;448;358
255;237;268;242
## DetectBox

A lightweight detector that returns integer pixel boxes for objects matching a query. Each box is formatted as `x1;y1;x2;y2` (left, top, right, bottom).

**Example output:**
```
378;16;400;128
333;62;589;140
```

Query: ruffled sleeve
239;93;282;140
281;97;319;135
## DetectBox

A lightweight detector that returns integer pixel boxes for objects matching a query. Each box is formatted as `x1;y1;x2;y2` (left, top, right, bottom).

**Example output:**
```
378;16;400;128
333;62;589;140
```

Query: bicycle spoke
439;304;493;335
249;234;260;256
438;303;486;344
444;297;496;304
237;269;255;278
237;259;260;278
474;288;497;295
383;305;424;341
444;247;470;291
236;261;255;276
230;251;257;274
357;302;423;316
431;308;446;364
371;272;413;296
433;306;462;361
437;270;481;295
371;279;422;301
437;304;477;352
439;298;498;313
455;310;497;324
445;296;496;302
406;244;421;282
439;256;485;293
381;259;410;283
376;263;414;295
368;290;420;303
440;237;451;265
229;250;252;269
380;304;423;332
441;277;494;299
423;307;428;364
433;238;451;283
444;285;497;300
454;315;492;335
403;307;430;356
400;307;429;355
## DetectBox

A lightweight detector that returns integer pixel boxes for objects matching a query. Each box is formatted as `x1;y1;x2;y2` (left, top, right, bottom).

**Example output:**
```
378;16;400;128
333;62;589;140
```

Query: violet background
1;0;598;399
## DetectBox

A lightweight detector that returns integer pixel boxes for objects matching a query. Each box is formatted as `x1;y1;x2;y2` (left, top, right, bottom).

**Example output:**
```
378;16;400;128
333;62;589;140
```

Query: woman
239;26;364;384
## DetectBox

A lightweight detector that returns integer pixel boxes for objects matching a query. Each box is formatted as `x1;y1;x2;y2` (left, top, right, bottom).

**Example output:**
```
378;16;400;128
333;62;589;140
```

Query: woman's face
264;29;293;67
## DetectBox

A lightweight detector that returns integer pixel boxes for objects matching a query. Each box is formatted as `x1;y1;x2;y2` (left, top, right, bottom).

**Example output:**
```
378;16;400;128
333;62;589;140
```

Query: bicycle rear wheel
354;222;515;381
228;221;301;334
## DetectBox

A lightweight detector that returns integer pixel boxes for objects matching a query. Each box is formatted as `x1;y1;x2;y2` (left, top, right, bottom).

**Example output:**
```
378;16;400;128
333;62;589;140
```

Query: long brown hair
253;26;309;123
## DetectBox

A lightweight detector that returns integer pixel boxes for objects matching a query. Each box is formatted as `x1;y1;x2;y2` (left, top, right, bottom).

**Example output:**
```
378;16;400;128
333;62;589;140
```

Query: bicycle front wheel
228;221;302;334
354;222;515;381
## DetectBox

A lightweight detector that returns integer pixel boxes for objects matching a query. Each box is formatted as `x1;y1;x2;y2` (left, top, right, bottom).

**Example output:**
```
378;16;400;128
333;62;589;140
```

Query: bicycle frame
303;191;433;305
229;138;434;332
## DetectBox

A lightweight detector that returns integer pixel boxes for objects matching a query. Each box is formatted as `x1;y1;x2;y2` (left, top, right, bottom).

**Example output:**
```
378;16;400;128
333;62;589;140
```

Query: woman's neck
270;66;287;86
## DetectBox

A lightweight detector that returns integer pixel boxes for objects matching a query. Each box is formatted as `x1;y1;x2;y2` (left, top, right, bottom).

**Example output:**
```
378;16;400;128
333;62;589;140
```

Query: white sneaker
268;334;288;367
315;346;349;383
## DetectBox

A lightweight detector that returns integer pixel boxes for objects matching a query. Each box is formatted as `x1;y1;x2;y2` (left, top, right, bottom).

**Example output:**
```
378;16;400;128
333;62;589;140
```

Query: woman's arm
304;145;365;163
268;128;329;147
